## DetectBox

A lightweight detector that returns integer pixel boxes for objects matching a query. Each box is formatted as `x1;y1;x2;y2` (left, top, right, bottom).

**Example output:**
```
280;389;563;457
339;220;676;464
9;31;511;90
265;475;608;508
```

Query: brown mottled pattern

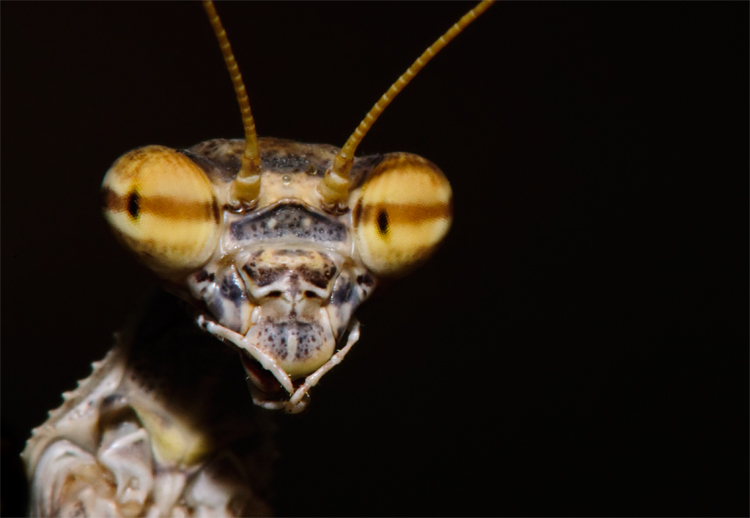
297;264;337;289
103;187;219;223
242;265;285;288
186;138;341;184
243;263;335;290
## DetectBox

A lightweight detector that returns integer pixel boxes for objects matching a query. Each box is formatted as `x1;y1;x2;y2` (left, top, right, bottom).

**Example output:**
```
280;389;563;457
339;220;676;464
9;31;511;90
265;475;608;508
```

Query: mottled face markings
298;264;337;289
127;191;141;220
194;269;215;283
224;247;346;379
242;250;338;292
220;274;245;302
253;321;329;367
231;203;347;243
242;264;285;288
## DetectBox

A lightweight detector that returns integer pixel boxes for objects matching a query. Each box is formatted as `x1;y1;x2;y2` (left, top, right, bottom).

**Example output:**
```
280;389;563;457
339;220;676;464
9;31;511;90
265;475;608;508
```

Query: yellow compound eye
353;153;453;277
101;146;221;274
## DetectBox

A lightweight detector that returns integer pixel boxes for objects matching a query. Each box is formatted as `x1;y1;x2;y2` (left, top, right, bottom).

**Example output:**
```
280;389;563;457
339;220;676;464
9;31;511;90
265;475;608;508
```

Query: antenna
203;1;262;208
318;0;495;211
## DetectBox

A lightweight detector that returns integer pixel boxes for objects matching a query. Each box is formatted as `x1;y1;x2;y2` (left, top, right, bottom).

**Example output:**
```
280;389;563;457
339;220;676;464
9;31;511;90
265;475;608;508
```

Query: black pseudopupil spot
127;191;140;219
376;209;389;235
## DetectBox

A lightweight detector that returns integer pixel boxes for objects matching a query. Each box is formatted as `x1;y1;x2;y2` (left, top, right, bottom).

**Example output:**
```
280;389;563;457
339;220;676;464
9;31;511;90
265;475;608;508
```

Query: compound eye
353;153;452;277
101;146;221;274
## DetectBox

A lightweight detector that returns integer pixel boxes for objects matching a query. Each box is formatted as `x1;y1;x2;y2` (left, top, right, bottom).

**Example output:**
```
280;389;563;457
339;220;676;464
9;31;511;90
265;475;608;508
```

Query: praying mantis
2;4;560;518
5;3;744;517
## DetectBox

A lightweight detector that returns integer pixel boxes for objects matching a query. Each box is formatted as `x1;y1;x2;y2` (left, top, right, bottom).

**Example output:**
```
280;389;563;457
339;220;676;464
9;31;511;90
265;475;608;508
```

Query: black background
2;2;747;516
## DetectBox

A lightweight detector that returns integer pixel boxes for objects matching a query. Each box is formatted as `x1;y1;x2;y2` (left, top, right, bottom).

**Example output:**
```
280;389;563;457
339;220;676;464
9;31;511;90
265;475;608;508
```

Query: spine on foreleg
23;294;274;517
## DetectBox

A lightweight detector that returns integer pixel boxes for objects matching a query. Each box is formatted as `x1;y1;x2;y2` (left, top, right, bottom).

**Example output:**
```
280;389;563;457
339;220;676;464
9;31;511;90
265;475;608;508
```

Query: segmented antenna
203;0;261;207
318;0;495;210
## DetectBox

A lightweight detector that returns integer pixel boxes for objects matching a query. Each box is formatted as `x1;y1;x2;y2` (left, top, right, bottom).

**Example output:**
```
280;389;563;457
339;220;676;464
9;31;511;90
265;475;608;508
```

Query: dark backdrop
3;2;747;516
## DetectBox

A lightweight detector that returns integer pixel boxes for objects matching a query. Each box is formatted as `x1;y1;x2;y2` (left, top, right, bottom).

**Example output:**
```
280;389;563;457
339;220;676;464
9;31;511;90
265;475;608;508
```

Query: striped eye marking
353;153;453;277
104;188;219;223
102;146;221;274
